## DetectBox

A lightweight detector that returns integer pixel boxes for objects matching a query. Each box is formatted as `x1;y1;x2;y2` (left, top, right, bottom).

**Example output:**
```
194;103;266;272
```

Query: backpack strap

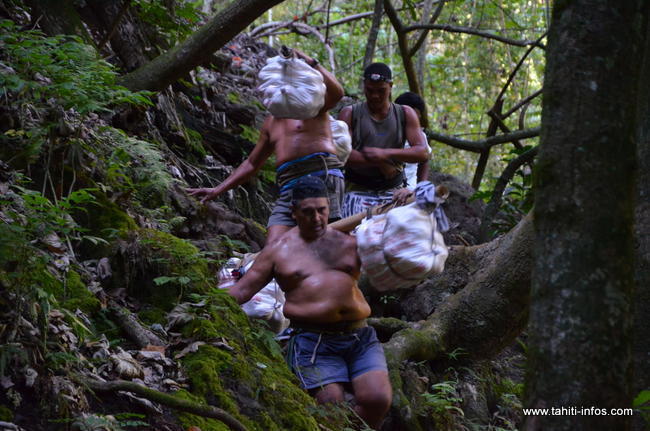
394;103;406;147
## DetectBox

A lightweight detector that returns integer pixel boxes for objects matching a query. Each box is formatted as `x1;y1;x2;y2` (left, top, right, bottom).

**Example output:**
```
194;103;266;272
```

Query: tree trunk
360;0;384;90
119;0;284;91
383;0;422;99
25;0;93;43
525;2;645;430
633;6;650;431
82;0;151;72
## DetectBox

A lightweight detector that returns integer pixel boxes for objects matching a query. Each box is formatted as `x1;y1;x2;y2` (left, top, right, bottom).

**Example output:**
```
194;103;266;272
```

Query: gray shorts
287;326;388;390
267;174;345;227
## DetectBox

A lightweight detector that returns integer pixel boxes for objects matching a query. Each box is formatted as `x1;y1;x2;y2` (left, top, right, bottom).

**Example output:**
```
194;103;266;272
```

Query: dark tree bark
633;5;650;431
119;0;284;91
81;0;151;72
360;0;384;89
525;2;646;430
25;0;93;43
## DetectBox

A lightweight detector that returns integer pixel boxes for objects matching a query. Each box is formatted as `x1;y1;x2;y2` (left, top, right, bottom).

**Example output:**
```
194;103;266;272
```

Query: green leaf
153;276;175;286
633;390;650;408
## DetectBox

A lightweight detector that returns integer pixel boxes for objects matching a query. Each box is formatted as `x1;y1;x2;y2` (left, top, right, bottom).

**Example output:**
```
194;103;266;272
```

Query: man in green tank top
338;63;429;217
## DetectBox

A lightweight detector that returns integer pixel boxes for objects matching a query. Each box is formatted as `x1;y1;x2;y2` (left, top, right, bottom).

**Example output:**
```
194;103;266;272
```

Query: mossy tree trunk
118;0;284;91
633;5;650;431
525;2;646;430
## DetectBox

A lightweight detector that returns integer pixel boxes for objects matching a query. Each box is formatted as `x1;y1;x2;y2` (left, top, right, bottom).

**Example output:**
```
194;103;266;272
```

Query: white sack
258;56;326;119
329;115;352;163
217;256;289;332
356;201;448;291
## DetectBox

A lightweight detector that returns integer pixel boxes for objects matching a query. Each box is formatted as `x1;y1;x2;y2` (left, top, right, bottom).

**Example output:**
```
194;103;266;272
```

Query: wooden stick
329;185;449;232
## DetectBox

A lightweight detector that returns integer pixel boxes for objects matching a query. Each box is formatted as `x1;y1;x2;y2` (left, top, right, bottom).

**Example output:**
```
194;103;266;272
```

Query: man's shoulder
326;228;355;246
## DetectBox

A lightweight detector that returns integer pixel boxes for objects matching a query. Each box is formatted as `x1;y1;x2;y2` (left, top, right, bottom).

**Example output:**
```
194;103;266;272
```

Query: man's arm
338;106;366;166
186;117;275;203
229;246;275;305
293;49;344;113
362;106;429;165
341;105;429;168
416;131;432;182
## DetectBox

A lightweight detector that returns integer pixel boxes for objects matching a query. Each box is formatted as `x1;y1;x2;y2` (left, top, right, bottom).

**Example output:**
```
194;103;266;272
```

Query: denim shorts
287;326;388;390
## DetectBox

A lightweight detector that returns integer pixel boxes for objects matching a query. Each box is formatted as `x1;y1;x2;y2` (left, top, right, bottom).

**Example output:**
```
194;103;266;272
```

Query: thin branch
403;23;546;48
383;0;404;33
318;10;375;28
502;88;542;119
425;126;540;152
493;31;547;104
409;0;446;57
478;146;538;242
76;377;248;431
290;22;336;71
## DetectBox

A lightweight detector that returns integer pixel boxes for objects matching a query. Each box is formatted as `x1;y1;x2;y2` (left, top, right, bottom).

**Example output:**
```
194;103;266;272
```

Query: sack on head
258;56;326;119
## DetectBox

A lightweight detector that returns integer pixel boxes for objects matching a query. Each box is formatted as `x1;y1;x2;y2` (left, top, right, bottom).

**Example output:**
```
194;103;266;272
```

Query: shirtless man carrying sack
226;176;392;430
187;49;345;245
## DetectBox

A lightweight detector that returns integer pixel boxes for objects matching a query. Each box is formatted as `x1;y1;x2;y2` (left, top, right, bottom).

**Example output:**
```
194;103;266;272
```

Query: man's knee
355;384;392;412
312;383;345;404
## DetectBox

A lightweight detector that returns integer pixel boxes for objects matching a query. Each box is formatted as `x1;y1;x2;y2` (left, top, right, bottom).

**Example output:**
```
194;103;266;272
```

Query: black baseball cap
363;62;393;83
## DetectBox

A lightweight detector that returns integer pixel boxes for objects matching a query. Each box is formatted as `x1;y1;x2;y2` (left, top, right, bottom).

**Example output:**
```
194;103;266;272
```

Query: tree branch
409;0;446;57
502;89;542;119
425;126;540;152
403;23;546;48
362;0;384;74
478;146;538;242
493;32;548;104
76;377;248;431
119;0;284;91
384;0;422;101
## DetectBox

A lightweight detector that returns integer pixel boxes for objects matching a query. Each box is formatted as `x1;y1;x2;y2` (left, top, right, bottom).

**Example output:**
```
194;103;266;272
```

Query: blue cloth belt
279;169;344;193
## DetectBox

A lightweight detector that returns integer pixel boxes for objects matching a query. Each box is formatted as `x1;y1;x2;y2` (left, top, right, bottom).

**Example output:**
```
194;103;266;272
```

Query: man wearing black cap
227;176;392;430
338;62;429;217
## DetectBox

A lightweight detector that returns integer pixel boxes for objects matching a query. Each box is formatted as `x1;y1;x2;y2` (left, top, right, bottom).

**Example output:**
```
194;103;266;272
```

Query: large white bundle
329;115;352;163
258;56;326;119
217;256;289;332
356;183;448;291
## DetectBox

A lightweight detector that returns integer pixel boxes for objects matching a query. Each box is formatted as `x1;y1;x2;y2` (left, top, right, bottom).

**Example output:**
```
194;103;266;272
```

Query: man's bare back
267;114;338;166
186;49;345;244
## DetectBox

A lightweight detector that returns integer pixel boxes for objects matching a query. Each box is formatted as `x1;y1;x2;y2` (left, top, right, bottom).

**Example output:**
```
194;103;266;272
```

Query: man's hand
361;147;391;164
392;187;413;206
186;187;221;204
292;48;316;66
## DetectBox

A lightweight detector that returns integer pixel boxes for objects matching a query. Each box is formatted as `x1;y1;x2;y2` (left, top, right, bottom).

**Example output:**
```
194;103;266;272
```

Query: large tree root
382;214;533;422
108;300;165;348
384;213;533;364
76;377;248;431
